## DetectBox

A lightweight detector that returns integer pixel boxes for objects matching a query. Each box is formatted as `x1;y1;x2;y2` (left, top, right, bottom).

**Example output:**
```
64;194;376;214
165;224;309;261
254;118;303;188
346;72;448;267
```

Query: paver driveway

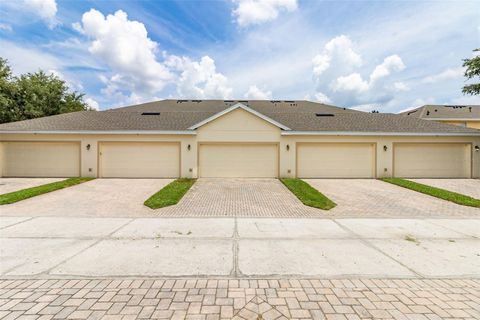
0;178;63;195
0;179;172;217
411;179;480;199
156;178;325;217
306;179;480;218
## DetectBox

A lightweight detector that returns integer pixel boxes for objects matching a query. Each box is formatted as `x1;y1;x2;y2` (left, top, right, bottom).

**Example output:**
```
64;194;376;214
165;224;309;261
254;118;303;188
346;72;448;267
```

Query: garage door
99;142;180;178
199;143;278;178
2;141;80;177
297;143;376;178
394;143;471;178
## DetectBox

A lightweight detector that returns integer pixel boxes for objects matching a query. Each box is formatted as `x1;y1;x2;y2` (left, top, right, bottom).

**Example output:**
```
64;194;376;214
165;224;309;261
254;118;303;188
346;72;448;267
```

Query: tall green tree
0;58;92;124
462;48;480;96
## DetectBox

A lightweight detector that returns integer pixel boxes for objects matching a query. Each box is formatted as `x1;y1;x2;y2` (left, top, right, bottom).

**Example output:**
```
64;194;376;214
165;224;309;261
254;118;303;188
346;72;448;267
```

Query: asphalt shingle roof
401;105;480;120
1;99;479;134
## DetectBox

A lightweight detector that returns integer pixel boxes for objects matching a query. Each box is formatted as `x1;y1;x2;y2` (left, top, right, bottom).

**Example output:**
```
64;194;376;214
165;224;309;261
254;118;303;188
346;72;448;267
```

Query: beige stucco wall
196;108;281;142
0;133;196;178
1;108;479;178
467;121;480;129
280;135;480;179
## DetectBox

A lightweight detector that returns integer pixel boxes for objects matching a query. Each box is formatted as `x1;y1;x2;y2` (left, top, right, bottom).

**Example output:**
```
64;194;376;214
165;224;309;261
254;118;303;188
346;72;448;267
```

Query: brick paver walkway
0;278;479;319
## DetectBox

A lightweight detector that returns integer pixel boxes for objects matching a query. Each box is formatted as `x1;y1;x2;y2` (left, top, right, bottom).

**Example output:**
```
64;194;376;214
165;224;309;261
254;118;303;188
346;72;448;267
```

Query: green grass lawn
381;178;480;208
280;178;336;210
0;177;95;205
144;178;196;209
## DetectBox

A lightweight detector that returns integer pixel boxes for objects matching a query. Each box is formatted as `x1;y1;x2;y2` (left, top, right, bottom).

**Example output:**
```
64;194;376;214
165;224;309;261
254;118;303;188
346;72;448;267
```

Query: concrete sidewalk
1;217;479;278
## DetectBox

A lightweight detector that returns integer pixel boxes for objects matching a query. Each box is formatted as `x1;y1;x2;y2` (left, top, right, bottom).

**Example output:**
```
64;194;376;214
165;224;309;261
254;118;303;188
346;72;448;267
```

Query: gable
188;103;290;131
196;108;281;142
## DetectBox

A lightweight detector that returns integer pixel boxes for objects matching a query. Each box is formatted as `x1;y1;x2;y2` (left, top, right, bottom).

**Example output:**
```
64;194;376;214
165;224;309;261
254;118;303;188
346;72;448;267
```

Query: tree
0;58;92;124
462;48;480;96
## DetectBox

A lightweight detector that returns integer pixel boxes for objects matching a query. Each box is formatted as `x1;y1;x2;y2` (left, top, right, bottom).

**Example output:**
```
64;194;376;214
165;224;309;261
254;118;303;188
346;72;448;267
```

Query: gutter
0;130;197;135
423;118;480;121
281;131;480;136
1;130;478;137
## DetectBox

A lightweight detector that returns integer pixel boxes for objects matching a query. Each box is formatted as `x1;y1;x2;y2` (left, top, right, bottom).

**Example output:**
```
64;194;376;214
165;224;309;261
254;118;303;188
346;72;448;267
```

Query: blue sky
0;0;479;112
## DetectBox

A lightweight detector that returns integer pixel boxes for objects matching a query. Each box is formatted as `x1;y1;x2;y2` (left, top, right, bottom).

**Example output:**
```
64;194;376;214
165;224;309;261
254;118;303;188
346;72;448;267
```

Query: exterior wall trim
188;103;291;131
423;118;480;121
281;131;480;136
0;130;197;135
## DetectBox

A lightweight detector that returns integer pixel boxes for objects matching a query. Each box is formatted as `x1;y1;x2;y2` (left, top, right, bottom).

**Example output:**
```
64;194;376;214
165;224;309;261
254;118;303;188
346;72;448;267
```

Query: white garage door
394;143;471;178
199;143;278;178
99;142;180;178
2;141;80;177
297;143;376;178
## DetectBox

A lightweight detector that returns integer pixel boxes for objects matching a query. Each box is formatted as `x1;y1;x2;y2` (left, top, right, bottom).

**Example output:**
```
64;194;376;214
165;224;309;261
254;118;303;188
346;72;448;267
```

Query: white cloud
0;23;12;32
47;69;84;91
330;54;405;95
313;92;332;104
411;97;435;109
167;55;232;99
449;95;480;105
0;40;62;75
75;9;231;103
350;104;377;112
393;81;410;92
422;67;464;83
85;97;99;110
76;9;173;94
312;35;362;76
369;55;405;84
233;0;298;27
311;39;406;110
23;0;58;28
331;73;369;93
244;85;272;99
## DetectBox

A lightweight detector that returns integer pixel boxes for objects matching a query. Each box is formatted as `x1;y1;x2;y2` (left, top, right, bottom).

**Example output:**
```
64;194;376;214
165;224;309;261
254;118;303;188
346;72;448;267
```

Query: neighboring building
0;100;479;179
401;105;480;129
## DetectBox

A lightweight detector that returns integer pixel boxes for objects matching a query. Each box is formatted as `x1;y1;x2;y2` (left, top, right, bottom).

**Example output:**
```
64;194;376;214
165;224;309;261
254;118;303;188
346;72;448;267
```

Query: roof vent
192;100;202;103
141;112;160;115
238;100;248;103
224;100;234;103
426;111;430;116
284;100;295;103
270;100;281;103
177;100;188;103
315;113;334;117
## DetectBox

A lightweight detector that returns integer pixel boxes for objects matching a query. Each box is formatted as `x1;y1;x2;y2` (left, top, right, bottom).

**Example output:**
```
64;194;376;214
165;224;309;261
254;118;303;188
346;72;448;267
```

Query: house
0;99;479;179
401;105;480;129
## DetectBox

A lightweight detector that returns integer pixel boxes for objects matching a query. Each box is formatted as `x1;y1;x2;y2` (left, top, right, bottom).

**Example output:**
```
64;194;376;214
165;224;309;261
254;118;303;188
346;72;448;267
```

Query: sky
0;0;479;112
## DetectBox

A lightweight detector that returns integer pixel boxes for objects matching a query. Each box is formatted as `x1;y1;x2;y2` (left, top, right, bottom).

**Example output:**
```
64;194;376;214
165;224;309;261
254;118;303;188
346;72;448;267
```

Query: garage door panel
99;142;179;178
199;144;278;178
394;143;471;178
3;142;80;177
297;143;375;178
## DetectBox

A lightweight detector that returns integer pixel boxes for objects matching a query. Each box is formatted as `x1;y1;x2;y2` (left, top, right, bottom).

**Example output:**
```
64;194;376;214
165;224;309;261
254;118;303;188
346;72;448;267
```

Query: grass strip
144;178;196;209
381;178;480;208
280;178;336;210
0;177;95;205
